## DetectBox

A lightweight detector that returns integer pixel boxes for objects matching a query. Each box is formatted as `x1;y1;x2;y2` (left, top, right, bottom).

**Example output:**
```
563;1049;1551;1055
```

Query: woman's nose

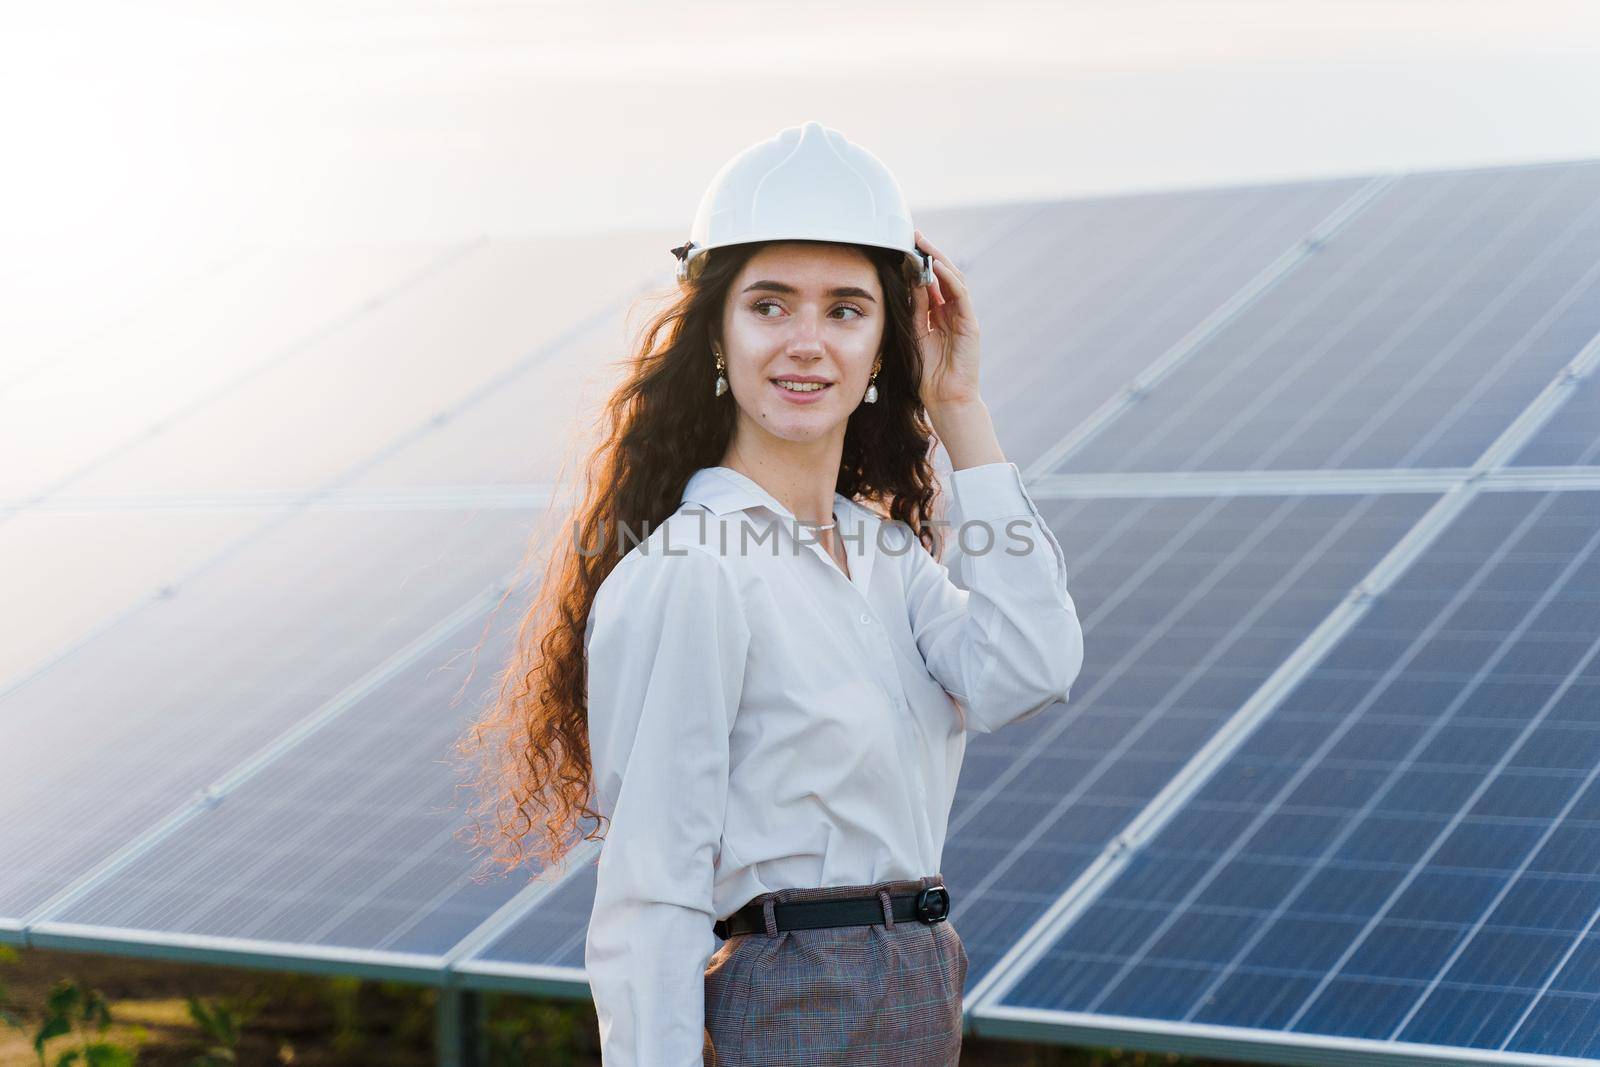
786;314;825;352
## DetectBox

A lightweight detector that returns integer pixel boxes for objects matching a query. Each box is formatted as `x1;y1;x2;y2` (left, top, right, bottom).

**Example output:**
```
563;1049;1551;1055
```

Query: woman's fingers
914;229;966;284
929;254;969;311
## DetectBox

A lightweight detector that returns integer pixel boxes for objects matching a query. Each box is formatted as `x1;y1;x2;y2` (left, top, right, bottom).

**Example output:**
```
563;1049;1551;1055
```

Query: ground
0;946;1249;1066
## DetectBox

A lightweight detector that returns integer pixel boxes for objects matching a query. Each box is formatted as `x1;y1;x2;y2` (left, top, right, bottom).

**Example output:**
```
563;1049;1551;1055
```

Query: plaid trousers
702;874;967;1066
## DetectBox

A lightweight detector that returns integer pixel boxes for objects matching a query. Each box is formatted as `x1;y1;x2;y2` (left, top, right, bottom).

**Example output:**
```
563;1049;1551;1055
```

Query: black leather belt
713;885;950;939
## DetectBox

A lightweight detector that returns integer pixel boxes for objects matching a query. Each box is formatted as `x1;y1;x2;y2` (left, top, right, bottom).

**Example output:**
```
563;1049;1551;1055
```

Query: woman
455;121;1084;1065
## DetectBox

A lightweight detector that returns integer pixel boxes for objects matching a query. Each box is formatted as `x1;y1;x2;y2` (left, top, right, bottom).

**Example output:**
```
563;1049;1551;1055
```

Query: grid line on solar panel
1029;469;1600;508
1024;177;1401;476
1031;469;1471;499
996;490;1600;1060
1511;343;1600;469
1050;161;1600;476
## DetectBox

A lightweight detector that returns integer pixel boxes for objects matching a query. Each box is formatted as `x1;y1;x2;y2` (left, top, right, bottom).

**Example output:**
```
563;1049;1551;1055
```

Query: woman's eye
749;300;865;320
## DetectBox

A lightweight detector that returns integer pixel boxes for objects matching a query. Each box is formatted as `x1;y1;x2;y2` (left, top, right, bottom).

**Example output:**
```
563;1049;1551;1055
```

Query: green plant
374;979;433;1047
185;990;269;1066
1;945;22;1031
31;978;146;1067
322;975;363;1055
483;994;590;1067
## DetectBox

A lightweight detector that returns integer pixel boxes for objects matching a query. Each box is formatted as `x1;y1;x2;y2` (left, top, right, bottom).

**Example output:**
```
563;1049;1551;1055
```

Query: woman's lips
771;379;834;404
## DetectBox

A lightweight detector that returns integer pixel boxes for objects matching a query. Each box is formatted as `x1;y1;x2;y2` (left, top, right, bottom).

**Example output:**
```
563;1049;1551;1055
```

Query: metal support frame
434;985;487;1067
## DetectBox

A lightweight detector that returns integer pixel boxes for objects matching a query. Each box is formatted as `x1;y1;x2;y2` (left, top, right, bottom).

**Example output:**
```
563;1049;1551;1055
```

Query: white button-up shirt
582;460;1084;1065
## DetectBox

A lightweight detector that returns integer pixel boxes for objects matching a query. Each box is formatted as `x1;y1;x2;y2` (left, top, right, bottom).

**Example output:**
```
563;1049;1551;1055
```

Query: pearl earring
864;364;880;404
713;346;728;397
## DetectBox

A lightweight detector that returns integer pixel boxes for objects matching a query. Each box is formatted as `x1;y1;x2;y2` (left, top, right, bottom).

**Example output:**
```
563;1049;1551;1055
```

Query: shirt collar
681;465;855;524
680;465;880;597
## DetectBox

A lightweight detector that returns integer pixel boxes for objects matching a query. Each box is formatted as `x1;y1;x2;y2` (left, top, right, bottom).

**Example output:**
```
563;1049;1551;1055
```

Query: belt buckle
914;886;949;924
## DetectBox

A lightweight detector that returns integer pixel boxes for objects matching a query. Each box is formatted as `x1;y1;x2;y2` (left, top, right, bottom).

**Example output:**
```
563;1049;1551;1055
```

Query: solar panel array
998;490;1600;1060
5;157;1599;1066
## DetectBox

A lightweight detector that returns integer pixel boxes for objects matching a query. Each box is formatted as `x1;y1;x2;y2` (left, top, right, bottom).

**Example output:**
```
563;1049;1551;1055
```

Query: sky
3;0;1599;337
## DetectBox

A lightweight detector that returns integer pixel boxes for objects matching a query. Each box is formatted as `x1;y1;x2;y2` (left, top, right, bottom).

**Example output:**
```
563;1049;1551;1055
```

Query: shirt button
860;612;872;624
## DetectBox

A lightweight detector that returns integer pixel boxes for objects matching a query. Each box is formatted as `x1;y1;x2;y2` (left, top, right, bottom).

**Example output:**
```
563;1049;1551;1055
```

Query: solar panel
938;490;1437;989
49;235;669;501
0;243;464;501
40;608;534;961
0;507;535;921
1050;161;1600;476
467;862;599;975
968;177;1374;472
988;489;1600;1060
0;510;263;687
10;157;1600;1066
2;247;261;403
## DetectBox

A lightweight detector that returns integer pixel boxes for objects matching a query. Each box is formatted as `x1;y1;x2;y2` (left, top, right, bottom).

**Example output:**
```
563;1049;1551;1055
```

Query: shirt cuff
948;460;1033;520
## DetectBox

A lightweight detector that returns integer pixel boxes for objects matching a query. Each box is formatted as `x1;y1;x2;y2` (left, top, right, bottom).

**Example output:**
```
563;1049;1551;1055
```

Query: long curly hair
451;238;950;882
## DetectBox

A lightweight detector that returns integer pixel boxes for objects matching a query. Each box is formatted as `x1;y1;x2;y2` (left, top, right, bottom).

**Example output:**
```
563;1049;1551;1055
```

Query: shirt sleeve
582;543;750;1067
903;460;1085;734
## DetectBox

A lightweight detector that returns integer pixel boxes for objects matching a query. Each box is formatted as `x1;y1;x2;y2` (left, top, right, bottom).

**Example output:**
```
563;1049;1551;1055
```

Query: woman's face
716;241;886;446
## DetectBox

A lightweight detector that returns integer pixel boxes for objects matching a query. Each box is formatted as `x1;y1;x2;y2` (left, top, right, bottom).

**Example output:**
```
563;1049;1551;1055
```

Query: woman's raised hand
911;229;984;413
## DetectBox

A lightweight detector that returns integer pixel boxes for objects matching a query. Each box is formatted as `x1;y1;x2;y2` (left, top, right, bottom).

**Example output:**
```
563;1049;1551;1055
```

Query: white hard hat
671;120;935;288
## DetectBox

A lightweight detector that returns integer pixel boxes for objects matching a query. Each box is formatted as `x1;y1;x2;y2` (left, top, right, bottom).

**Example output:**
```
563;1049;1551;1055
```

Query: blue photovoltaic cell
0;507;537;922
968;178;1370;472
1003;489;1600;1061
1512;369;1600;467
929;490;1435;990
52;609;540;957
1054;161;1600;476
472;862;599;971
